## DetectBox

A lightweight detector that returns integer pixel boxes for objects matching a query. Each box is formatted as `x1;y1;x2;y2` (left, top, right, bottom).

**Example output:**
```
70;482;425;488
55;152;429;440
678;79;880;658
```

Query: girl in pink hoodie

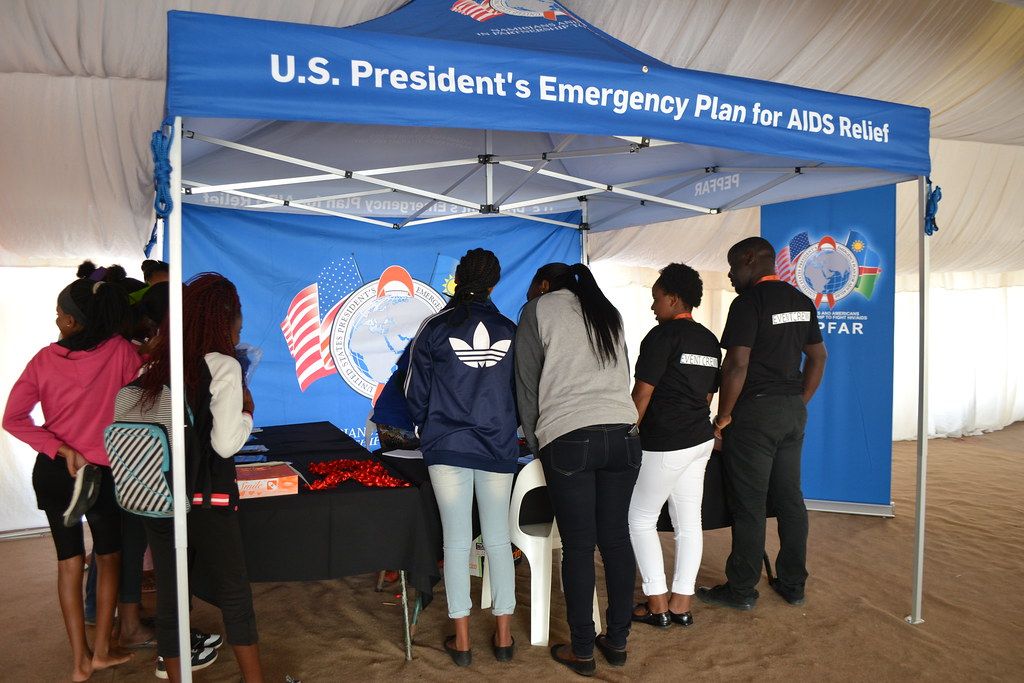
3;277;141;681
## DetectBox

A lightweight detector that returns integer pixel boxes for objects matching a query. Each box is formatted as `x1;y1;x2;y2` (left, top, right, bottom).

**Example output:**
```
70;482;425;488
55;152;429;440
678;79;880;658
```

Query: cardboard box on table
237;463;300;499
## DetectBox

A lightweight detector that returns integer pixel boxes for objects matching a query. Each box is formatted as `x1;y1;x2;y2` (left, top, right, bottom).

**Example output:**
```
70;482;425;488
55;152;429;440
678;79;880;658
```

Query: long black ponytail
532;262;623;366
447;248;501;326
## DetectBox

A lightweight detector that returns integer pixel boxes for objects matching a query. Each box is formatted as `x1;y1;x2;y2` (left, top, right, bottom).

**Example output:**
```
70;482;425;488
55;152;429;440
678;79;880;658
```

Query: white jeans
628;439;714;596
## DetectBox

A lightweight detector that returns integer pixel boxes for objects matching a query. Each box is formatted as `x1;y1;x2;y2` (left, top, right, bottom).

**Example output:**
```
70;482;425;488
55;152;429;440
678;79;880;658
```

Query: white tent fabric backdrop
590;264;1024;442
1;1;1022;533
1;1;1022;268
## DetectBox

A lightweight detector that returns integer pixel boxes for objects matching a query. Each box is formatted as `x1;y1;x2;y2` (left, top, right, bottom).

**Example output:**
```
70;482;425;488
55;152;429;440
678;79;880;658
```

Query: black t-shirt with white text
634;318;721;451
720;280;823;404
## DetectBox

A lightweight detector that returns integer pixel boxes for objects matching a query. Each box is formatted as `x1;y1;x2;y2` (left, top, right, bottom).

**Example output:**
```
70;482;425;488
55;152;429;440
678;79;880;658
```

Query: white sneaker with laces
154;647;218;679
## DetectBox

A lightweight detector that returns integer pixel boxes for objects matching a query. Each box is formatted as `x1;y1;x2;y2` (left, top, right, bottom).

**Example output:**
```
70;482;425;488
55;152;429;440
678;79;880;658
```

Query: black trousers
539;424;640;658
723;394;809;597
143;508;258;658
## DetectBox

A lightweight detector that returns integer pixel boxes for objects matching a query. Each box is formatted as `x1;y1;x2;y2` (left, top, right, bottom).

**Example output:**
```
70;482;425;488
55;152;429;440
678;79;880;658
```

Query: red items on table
307;458;411;490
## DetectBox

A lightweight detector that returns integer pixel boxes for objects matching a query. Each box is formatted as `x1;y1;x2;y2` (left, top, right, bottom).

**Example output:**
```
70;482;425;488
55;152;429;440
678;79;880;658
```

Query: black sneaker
696;584;758;611
191;629;224;650
62;464;101;527
154;647;218;679
769;578;806;606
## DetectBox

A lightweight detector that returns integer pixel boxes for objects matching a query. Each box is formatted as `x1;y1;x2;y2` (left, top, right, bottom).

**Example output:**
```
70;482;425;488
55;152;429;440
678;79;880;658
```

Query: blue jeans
428;464;515;619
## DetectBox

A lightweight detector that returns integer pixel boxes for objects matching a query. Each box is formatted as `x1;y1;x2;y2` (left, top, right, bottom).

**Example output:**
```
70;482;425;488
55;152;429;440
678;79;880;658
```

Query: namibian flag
846;231;881;299
429;253;459;298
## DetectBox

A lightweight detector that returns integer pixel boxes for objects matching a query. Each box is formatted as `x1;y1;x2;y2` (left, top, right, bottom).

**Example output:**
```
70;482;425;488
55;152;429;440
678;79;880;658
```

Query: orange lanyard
756;275;780;285
673;312;693;320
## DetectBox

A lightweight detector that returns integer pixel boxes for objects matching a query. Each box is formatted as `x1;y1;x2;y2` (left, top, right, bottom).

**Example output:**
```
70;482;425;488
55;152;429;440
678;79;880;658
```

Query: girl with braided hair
4;277;139;681
405;248;519;666
116;273;264;681
515;262;640;676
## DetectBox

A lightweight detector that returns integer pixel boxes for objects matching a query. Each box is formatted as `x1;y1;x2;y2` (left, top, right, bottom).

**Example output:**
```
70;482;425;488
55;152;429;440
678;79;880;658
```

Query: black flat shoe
669;610;694;626
444;635;472;667
631;602;671;628
492;634;515;662
550;644;595;677
769;578;806;606
696;584;758;611
594;635;626;667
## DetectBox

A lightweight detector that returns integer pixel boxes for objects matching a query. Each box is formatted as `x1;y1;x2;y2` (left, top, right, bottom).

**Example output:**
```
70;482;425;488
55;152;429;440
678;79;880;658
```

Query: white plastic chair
481;458;601;646
364;410;377;451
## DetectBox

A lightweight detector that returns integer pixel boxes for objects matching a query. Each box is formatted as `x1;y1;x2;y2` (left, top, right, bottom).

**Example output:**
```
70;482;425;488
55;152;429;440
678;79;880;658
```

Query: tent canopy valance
166;2;930;232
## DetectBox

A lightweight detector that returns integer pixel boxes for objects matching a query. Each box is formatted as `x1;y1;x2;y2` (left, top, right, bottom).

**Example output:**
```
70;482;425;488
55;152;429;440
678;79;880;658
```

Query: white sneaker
154;647;218;679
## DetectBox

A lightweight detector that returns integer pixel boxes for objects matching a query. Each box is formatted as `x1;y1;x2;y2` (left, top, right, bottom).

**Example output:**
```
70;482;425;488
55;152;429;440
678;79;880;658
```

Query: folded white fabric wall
591;262;1024;441
893;284;1024;439
0;262;142;535
0;266;78;533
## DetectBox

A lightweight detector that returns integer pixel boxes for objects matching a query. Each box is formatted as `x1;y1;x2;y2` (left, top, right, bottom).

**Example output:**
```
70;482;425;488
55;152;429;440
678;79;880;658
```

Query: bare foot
72;652;93;682
92;649;132;671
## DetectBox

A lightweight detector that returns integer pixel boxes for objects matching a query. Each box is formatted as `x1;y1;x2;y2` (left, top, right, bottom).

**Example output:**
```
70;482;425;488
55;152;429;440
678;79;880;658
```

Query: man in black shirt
697;237;828;611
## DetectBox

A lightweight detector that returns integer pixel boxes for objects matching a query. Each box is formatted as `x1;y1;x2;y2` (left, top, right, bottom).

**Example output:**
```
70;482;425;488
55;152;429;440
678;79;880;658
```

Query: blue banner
181;204;581;445
761;185;895;506
166;5;930;175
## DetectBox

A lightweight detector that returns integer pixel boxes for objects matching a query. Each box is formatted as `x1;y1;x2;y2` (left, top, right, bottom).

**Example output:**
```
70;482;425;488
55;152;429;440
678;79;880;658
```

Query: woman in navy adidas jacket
405;249;519;666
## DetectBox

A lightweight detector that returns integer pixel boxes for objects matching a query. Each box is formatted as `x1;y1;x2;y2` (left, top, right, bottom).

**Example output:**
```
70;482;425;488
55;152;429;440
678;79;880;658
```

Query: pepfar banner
761;185;895;509
181;204;581;446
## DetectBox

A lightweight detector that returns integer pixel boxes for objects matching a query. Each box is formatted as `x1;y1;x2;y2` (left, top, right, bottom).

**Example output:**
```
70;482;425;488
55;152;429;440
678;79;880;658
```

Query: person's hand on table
57;444;88;477
242;386;255;415
713;414;731;440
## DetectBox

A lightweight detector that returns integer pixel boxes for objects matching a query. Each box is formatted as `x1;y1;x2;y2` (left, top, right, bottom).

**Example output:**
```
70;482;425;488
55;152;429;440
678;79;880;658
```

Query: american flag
775;231;810;286
280;257;362;391
451;0;502;22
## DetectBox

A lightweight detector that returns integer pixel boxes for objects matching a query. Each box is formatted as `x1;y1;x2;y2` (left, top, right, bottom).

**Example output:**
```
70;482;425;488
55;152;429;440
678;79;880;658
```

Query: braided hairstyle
139;273;242;409
447;248;501;326
654;263;703;309
529;262;623;366
56;279;131;352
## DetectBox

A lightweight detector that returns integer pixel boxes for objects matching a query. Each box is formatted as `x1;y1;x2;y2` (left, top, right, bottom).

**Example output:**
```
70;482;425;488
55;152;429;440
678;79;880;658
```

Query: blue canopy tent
160;1;934;672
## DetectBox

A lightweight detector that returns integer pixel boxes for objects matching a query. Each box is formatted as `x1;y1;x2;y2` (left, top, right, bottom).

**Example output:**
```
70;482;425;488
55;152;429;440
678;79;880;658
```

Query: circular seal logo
489;0;564;18
329;266;446;398
795;236;859;307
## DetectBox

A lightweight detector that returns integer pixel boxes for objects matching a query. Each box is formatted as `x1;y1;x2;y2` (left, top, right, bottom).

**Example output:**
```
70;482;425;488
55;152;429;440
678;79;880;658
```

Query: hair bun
76;260;97;278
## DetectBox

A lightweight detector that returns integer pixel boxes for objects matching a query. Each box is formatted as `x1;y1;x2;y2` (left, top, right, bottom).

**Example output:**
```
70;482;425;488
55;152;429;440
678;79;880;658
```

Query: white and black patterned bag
104;384;190;518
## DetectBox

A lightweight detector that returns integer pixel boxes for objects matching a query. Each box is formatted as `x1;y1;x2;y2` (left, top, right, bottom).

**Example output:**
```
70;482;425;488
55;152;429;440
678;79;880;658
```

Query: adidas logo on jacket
404;300;519;473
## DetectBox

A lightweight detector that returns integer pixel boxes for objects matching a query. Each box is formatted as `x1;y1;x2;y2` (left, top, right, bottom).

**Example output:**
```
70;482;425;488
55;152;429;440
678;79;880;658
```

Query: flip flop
123;636;157;649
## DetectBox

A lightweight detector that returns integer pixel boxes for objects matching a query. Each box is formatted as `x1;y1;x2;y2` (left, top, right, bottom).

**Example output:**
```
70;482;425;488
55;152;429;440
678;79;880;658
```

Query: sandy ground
2;423;1022;681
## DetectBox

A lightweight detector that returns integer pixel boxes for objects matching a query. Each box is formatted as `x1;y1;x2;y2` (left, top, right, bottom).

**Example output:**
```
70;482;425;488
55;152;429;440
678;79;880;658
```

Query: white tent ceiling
1;0;1022;271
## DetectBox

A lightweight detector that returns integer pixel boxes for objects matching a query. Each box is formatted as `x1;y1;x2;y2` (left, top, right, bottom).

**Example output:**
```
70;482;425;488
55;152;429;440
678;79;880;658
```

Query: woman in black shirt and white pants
628;264;721;628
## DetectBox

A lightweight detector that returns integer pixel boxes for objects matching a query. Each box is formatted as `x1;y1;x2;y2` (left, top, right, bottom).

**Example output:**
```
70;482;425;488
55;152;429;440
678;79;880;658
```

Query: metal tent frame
162;119;934;678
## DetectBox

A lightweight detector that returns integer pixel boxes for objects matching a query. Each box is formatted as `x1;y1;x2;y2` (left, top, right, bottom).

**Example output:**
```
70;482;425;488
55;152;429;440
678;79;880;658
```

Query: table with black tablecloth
233;422;441;600
192;421;442;660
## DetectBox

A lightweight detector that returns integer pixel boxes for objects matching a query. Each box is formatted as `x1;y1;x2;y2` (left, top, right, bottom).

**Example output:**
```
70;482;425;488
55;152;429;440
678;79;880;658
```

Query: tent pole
580;197;590;266
907;175;929;626
485;130;494;207
167;117;194;677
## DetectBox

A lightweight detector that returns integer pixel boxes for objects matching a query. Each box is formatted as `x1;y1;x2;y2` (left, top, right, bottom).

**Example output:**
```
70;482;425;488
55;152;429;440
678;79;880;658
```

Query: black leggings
33;454;121;560
143;509;258;658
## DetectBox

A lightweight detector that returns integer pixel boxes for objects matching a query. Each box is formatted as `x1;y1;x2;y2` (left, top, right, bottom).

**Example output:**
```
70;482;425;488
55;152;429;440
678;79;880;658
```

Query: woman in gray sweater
515;263;640;676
